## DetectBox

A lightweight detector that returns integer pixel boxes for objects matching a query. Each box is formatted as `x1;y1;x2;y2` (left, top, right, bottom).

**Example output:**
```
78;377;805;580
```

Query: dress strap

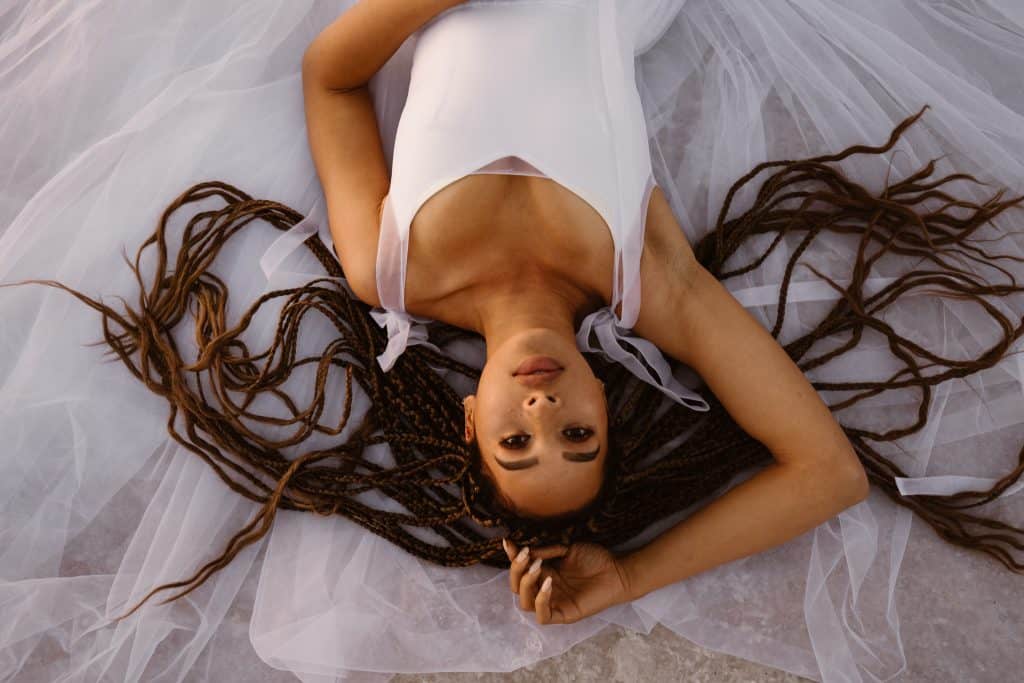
370;194;439;370
577;308;710;411
586;2;702;408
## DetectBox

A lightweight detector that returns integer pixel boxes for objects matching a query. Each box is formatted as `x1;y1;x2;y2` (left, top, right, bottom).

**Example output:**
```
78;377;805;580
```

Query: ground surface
392;625;811;682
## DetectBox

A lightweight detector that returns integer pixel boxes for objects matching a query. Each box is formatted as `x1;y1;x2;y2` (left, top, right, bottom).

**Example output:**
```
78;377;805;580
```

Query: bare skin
301;0;627;518
406;173;629;518
377;171;697;519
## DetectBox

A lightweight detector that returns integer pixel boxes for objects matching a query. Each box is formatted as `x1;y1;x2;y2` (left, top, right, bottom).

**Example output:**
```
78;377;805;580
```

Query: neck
473;283;581;359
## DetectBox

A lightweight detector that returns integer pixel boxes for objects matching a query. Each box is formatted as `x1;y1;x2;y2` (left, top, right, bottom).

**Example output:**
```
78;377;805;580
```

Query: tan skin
378;173;688;519
409;172;622;518
397;151;688;625
302;0;870;626
377;167;679;623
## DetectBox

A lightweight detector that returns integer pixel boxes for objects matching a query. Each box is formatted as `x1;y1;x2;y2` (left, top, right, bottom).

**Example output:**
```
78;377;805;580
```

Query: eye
563;427;593;442
499;434;530;449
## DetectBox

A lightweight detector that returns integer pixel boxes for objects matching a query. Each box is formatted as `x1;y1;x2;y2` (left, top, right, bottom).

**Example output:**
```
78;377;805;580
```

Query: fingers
502;538;568;562
507;544;530;594
535;576;555;624
518;557;543;611
503;538;566;596
530;545;569;561
501;538;565;625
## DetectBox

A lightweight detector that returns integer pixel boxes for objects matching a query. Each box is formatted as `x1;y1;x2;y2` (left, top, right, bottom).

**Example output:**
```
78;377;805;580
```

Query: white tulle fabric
1;1;1023;682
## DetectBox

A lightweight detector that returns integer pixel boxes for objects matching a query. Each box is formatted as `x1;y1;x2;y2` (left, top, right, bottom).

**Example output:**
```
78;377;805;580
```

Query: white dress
369;0;710;411
1;1;1023;682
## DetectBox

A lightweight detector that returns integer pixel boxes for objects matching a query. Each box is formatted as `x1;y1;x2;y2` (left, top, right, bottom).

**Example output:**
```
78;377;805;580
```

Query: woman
300;0;871;618
1;1;1023;681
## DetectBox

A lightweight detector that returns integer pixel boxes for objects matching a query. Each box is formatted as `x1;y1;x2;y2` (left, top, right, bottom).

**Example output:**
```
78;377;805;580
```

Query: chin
499;329;580;363
481;329;598;392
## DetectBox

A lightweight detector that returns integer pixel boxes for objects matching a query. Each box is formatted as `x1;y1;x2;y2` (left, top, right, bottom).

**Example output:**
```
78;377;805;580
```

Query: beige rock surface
393;625;811;683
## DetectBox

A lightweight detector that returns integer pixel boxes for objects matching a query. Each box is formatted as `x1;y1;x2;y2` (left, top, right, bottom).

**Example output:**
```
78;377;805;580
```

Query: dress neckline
389;153;622;315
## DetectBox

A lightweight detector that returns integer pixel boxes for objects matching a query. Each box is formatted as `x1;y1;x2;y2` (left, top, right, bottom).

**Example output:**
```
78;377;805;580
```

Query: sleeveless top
370;0;709;412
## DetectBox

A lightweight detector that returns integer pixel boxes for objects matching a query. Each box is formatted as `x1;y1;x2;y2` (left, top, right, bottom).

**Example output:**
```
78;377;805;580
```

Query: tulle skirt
2;1;1023;681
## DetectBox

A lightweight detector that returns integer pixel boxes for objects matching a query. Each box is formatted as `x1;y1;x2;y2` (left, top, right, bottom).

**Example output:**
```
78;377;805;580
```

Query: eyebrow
494;446;601;471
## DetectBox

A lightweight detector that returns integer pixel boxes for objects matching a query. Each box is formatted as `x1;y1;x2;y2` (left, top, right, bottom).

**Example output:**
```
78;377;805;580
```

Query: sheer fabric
1;1;1023;682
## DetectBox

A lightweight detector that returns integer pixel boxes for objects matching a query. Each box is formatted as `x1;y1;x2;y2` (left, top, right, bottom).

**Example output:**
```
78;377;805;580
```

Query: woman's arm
303;0;467;92
301;1;465;303
619;450;868;601
620;188;870;600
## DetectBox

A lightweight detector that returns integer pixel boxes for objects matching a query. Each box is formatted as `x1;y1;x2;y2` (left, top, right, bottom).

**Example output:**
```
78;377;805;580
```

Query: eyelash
499;427;593;449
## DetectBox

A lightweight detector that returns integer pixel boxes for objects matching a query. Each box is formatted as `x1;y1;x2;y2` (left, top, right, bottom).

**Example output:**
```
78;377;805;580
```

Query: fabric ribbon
259;196;330;280
369;308;439;371
577;307;710;411
895;474;1023;502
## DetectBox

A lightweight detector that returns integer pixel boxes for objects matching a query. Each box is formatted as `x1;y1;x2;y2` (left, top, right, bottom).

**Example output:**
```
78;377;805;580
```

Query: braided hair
8;106;1024;620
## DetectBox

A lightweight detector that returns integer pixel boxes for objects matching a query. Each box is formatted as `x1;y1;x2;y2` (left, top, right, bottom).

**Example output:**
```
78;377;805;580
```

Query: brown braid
4;105;1024;622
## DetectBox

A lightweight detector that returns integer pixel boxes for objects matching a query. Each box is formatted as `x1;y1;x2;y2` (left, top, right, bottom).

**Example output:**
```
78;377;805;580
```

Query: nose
524;393;559;409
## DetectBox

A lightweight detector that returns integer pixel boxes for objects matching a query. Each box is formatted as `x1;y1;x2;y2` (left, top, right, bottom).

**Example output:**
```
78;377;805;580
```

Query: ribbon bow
370;308;440;371
576;307;709;412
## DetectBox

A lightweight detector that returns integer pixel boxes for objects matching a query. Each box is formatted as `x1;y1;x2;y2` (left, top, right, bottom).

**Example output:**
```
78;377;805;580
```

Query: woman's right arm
301;0;465;303
303;0;467;92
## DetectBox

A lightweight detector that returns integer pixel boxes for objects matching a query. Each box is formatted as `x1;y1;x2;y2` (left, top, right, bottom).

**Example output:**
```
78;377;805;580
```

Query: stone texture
393;625;811;682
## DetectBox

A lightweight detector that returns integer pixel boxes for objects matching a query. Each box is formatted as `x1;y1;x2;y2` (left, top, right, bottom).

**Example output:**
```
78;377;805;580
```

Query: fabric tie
577;307;710;411
369;308;439;371
895;474;1023;502
259;196;330;280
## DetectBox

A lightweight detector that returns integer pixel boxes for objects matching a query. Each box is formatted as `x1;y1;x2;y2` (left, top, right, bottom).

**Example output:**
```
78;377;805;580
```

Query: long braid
4;106;1024;620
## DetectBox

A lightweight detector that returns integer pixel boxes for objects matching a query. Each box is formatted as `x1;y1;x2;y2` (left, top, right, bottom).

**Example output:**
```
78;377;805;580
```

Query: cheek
584;383;609;419
475;371;508;409
477;381;522;424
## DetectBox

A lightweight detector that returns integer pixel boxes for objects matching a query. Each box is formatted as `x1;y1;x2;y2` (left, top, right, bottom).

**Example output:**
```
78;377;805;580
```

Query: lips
513;356;564;376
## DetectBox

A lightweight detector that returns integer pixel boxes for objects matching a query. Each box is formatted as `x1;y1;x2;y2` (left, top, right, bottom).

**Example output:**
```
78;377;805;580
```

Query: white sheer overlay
1;1;1023;682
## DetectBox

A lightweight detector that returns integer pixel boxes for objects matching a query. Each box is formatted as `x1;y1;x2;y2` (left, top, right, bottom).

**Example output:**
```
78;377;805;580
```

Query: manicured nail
516;546;529;563
529;557;542;574
542;576;552;592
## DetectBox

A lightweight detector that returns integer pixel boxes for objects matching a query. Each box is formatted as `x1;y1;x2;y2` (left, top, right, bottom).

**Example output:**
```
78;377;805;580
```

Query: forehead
484;453;605;506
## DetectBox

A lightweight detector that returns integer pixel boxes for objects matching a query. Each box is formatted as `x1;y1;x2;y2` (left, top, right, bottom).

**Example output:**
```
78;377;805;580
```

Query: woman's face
463;329;608;518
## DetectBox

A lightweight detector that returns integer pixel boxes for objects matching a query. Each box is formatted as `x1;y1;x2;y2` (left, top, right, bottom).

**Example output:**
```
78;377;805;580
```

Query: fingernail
542;576;552;592
516;546;529;563
502;538;510;555
529;557;542;574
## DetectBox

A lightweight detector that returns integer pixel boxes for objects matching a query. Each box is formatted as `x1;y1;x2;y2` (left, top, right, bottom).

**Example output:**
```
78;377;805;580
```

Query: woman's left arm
620;187;870;600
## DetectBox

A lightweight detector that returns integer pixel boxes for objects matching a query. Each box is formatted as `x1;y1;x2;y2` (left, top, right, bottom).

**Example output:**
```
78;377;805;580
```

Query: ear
462;395;477;444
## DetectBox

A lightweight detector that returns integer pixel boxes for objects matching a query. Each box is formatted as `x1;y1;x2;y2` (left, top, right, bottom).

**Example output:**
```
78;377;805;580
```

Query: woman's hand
502;537;633;625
